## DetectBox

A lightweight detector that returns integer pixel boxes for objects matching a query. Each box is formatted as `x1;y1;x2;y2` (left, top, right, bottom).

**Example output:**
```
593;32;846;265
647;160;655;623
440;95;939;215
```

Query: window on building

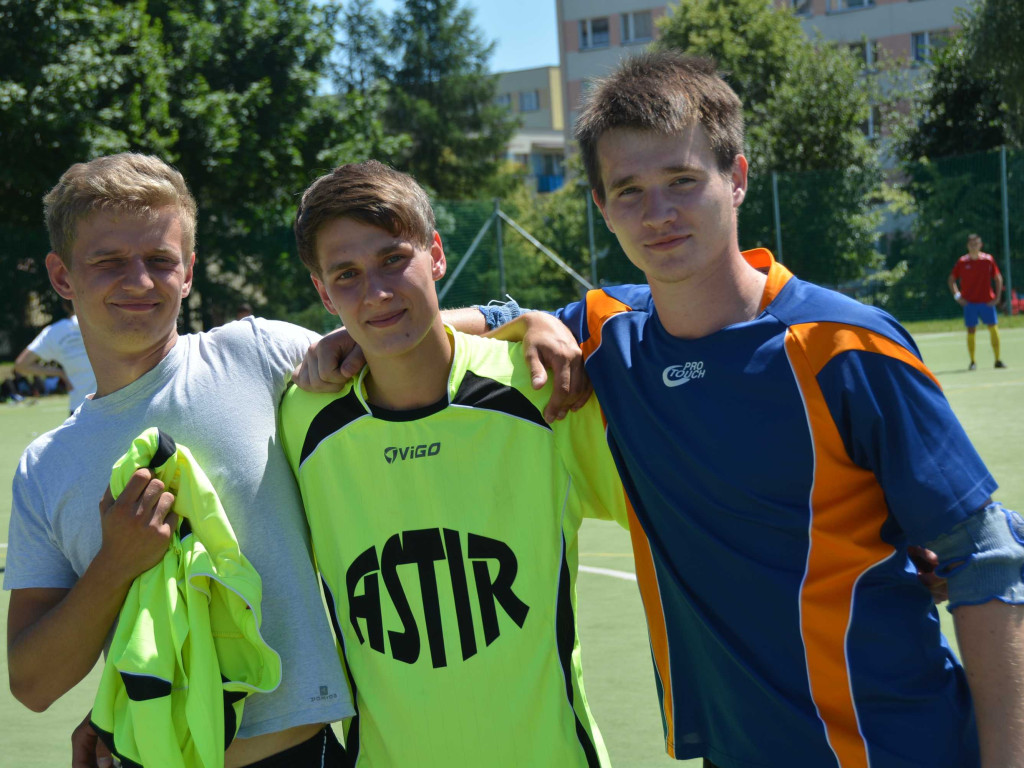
531;153;565;193
533;153;564;177
579;17;610;50
519;90;540;112
621;11;653;43
791;0;812;15
495;93;511;108
847;39;877;69
912;30;948;63
830;0;871;11
861;105;882;140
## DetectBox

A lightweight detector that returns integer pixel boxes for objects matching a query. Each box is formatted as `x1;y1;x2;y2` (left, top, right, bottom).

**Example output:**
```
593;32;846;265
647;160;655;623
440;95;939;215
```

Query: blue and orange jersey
555;249;993;768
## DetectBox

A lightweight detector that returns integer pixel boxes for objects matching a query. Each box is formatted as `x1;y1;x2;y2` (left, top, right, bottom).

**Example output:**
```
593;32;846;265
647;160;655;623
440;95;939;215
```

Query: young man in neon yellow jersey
280;160;628;767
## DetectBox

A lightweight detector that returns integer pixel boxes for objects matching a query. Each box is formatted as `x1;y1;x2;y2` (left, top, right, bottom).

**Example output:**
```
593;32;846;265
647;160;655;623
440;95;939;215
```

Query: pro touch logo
384;443;441;464
662;362;705;387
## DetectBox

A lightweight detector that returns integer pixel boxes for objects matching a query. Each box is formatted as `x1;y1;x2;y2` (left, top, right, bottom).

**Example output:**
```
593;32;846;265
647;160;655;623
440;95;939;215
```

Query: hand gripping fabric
91;428;282;768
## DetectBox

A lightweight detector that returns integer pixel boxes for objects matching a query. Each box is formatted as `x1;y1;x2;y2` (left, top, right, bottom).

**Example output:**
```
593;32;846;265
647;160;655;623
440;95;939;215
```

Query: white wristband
954;292;961;300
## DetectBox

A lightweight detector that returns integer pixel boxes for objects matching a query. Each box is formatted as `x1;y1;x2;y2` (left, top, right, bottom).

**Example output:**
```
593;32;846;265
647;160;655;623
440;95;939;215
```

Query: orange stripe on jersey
593;405;675;752
581;290;633;362
628;503;676;758
738;248;795;313
797;323;940;390
785;322;926;767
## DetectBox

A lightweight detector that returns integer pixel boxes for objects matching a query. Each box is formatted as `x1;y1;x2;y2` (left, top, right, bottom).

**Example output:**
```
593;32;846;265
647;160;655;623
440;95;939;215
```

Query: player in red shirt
948;233;1006;370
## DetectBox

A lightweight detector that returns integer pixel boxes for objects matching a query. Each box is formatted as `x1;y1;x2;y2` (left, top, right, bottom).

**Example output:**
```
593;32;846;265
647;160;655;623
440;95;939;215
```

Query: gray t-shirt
5;317;352;737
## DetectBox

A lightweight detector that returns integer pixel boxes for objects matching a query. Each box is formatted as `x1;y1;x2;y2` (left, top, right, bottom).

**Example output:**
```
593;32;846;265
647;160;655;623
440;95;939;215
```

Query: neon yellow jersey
92;428;281;768
281;329;627;767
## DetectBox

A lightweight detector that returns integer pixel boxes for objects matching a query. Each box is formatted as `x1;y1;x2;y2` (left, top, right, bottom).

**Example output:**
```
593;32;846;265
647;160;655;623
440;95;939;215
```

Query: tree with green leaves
970;0;1024;147
385;0;517;200
0;0;385;334
332;0;389;95
890;1;1020;321
898;9;1009;161
138;0;344;327
893;151;1014;319
492;155;642;308
0;0;174;343
656;0;884;287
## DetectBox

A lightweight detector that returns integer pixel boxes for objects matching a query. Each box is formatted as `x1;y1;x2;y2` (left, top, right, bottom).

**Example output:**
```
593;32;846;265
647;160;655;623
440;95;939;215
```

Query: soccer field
2;328;1022;766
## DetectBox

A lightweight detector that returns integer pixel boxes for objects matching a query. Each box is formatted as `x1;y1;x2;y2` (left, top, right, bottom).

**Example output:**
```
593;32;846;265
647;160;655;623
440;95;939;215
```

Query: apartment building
555;0;968;143
785;0;962;65
555;1;670;137
782;0;966;139
495;66;567;192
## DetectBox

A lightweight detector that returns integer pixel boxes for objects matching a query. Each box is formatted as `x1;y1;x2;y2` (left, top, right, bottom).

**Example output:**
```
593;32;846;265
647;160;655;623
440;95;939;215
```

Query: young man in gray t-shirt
5;154;352;766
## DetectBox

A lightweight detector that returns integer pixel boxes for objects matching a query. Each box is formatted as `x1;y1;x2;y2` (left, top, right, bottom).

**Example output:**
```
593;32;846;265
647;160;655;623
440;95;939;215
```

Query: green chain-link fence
3;146;1022;346
436;147;1024;323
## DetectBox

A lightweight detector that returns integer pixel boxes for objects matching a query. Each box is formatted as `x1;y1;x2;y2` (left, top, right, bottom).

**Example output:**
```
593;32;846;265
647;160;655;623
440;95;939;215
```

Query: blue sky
372;0;560;72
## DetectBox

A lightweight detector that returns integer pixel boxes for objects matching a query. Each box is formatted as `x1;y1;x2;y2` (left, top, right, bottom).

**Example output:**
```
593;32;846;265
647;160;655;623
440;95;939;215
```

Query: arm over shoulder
249;317;322;382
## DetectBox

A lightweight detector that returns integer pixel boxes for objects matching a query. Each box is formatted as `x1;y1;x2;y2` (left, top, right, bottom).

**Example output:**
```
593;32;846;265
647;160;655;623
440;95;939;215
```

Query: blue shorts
964;302;997;328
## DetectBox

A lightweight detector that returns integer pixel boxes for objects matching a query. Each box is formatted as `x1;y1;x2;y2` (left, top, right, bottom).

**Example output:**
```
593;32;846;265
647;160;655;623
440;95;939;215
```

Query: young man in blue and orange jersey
475;52;1024;768
948;233;1007;370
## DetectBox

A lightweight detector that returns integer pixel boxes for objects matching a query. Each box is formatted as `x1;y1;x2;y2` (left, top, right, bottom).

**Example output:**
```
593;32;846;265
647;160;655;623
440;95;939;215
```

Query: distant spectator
236;302;254;320
948;233;1007;370
13;372;40;397
1;375;25;403
14;300;96;413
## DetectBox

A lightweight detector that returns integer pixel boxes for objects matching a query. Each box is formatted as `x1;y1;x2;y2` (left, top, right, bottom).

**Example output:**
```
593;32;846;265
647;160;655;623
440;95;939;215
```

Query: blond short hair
294;160;435;275
43;153;198;263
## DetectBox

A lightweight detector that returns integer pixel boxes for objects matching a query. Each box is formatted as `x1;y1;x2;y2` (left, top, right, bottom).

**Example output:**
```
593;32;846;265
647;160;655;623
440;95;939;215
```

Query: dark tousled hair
575;51;745;203
294;160;435;275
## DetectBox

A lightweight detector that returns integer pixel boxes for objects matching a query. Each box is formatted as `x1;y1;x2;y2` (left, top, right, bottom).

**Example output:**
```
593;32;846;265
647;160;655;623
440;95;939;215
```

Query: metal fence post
1000;146;1014;310
498;210;594;291
437;210;495;305
587;190;598;286
772;170;784;264
494;198;505;297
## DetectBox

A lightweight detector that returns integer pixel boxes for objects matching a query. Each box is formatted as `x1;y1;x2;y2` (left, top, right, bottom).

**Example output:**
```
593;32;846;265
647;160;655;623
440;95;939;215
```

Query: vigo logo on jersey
662;361;705;387
346;528;530;668
383;442;441;464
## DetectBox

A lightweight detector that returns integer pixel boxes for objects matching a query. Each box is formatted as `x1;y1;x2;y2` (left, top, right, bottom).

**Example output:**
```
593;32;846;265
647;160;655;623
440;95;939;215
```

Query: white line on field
579;564;636;582
942;378;1024;391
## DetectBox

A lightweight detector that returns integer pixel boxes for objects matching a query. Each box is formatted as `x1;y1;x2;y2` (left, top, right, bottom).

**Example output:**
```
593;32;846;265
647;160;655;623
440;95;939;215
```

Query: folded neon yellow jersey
91;428;281;768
